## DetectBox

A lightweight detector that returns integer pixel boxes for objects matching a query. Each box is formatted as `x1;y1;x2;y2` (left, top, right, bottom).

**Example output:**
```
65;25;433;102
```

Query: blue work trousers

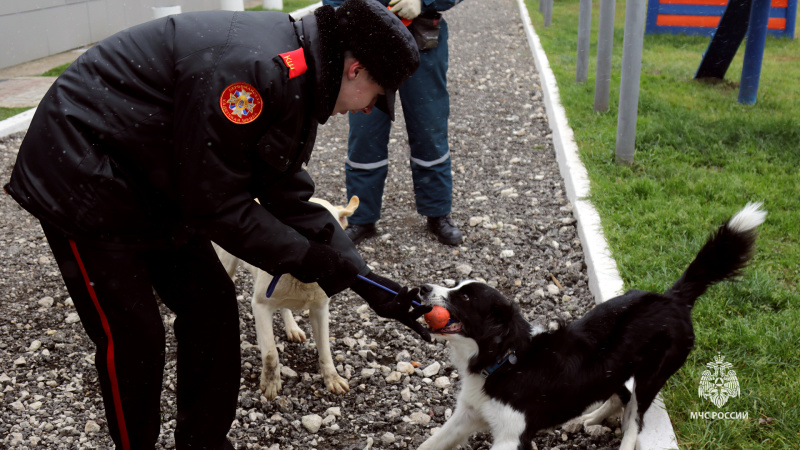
345;19;452;224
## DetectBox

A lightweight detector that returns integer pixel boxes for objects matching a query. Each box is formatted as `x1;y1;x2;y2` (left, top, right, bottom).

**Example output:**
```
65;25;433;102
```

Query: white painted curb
0;108;35;139
515;0;679;448
289;1;321;19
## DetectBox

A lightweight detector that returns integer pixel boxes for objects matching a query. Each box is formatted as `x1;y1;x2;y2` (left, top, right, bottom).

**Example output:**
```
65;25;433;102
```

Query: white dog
214;196;359;399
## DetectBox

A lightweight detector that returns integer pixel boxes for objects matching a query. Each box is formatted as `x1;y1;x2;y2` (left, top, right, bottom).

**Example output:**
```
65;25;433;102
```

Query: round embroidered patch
219;82;263;124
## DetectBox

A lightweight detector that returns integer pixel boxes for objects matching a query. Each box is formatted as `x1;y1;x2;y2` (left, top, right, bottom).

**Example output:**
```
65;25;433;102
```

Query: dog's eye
460;293;469;302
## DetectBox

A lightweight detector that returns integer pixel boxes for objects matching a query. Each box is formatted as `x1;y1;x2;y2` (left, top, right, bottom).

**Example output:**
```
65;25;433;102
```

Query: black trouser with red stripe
42;224;240;450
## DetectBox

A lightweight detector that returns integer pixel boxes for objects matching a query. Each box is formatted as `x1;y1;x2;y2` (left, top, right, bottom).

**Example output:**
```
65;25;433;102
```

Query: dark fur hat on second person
334;0;420;119
336;0;420;91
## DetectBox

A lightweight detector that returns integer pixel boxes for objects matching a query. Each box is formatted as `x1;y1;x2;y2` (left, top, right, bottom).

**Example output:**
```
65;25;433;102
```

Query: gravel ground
0;0;623;448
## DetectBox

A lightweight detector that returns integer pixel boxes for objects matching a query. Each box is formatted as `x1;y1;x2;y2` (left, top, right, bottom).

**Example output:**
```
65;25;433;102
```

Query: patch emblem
278;48;307;79
220;83;263;124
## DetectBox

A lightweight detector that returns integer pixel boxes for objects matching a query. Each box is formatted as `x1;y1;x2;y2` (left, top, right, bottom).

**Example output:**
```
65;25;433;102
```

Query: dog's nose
420;284;433;297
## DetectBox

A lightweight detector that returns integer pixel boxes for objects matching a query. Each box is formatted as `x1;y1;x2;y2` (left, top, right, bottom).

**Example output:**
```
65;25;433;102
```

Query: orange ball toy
424;305;451;330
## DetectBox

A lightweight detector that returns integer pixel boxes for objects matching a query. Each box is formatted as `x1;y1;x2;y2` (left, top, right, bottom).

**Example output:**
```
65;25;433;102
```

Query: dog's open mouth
430;320;462;334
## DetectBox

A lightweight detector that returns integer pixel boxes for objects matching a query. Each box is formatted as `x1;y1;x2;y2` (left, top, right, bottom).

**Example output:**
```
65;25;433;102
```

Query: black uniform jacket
5;9;367;292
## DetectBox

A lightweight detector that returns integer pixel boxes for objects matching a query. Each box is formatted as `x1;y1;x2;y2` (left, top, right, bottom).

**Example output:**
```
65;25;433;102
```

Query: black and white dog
417;203;766;450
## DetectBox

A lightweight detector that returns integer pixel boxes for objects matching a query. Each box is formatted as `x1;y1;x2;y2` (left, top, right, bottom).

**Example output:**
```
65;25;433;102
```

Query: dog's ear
491;302;514;331
468;300;523;375
337;196;360;229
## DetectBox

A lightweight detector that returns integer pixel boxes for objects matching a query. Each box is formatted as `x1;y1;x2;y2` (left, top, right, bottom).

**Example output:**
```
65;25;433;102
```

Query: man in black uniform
4;0;429;448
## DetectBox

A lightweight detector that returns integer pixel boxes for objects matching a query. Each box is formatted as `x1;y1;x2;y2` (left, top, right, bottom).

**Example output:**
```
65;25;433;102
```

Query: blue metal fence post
738;0;772;105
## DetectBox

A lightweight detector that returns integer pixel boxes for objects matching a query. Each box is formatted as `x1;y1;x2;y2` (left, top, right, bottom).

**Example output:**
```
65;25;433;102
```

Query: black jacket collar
300;5;343;125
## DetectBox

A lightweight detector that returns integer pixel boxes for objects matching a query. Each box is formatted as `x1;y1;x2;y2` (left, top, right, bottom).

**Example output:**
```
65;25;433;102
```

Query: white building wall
1;0;222;70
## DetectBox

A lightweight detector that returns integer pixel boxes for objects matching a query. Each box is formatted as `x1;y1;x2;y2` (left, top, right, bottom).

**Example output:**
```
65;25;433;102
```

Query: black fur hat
336;0;420;119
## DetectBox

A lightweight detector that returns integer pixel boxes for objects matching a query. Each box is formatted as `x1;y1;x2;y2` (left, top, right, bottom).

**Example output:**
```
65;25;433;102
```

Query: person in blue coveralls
323;0;465;246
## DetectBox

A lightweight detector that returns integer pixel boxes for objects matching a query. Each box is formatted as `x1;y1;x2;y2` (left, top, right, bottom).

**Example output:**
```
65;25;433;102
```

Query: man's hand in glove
372;286;432;341
351;272;433;342
389;0;422;20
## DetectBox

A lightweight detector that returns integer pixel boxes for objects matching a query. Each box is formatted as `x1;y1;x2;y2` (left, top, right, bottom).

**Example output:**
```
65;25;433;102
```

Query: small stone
9;433;24;446
406;411;431;424
547;284;560;295
14;356;26;366
396;350;411;362
38;296;54;307
29;401;42;410
455;264;472;276
500;249;515;258
385;371;402;383
325;407;341;417
65;312;80;324
361;368;376;378
434;377;451;389
381;432;396;444
396;361;415;374
280;366;298;378
468;216;483;227
302;414;323;433
322;415;336;426
401;387;411;402
85;420;101;434
422;362;441;377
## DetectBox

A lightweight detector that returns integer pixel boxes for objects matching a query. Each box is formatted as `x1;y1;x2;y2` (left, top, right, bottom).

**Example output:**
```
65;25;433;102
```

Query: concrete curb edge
0;108;35;140
514;0;679;448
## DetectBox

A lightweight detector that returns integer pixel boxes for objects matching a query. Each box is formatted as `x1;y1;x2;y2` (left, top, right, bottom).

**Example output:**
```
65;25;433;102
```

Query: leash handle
267;273;421;307
356;274;423;307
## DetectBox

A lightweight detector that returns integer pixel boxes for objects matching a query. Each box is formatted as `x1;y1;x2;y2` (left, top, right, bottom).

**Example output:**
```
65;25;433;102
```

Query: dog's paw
285;326;307;343
323;373;350;395
561;418;584;433
260;367;282;400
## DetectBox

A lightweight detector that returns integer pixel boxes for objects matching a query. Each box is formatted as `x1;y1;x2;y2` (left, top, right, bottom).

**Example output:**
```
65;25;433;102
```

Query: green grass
524;0;800;448
246;0;319;13
40;62;71;77
0;107;30;121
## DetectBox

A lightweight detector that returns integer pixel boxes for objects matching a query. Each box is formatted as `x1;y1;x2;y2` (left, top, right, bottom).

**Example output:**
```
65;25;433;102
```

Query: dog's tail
665;202;766;307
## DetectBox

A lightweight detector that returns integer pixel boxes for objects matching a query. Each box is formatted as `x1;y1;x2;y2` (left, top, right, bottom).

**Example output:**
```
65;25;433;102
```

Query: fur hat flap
335;0;420;93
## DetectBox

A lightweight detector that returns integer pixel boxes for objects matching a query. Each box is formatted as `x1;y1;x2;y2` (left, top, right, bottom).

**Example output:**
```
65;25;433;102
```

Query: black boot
426;215;463;246
345;223;377;245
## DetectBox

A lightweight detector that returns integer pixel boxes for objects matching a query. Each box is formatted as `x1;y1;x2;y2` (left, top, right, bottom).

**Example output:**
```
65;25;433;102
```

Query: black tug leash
267;273;423;307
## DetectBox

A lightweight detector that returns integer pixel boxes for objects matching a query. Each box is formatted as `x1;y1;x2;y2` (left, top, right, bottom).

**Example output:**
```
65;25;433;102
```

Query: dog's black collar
480;347;517;379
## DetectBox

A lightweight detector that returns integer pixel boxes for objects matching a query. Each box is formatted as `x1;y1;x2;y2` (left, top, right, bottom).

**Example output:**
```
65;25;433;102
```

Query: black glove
351;272;433;342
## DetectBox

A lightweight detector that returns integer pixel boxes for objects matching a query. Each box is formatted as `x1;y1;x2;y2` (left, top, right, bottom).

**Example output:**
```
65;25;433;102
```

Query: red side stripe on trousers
69;240;131;450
